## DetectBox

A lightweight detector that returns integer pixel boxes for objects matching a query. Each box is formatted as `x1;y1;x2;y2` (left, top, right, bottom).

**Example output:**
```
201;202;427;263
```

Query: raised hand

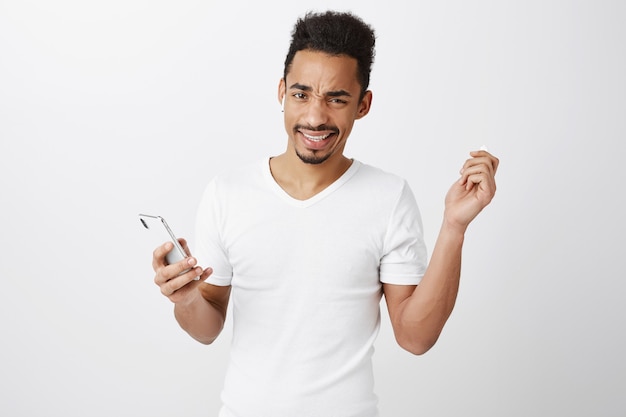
443;149;499;232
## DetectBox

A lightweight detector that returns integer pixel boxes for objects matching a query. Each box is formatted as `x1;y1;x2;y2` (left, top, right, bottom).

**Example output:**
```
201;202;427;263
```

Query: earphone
281;96;285;112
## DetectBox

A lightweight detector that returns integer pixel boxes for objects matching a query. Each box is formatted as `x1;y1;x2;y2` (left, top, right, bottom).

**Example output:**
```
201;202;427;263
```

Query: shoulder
196;160;267;210
356;161;405;180
351;160;411;195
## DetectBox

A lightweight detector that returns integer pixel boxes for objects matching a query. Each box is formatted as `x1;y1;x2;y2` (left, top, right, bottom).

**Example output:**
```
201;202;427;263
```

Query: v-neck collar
262;158;361;208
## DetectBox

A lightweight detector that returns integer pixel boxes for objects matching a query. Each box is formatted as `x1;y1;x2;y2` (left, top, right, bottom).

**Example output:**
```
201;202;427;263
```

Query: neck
269;153;352;200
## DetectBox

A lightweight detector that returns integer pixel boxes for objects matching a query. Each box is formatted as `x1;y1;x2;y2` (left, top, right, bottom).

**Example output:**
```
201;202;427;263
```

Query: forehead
286;50;360;93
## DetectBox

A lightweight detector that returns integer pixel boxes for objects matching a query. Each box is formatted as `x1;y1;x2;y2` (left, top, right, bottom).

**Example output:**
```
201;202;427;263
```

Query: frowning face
279;49;372;165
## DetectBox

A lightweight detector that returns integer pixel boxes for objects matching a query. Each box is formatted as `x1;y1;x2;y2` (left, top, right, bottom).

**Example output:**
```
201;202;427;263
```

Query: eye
293;92;307;100
328;97;349;106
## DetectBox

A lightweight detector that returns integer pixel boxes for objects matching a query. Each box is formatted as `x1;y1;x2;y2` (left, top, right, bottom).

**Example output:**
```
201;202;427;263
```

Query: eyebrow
289;83;353;98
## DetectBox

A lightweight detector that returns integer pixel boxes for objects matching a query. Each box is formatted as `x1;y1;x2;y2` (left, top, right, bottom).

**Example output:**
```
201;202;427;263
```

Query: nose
302;97;329;128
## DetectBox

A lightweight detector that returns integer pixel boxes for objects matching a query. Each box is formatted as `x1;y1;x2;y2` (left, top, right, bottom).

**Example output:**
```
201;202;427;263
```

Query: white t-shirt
195;159;427;417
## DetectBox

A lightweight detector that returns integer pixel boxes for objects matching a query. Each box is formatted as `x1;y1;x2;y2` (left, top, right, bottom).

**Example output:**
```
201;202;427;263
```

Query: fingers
154;255;198;283
463;171;495;194
458;149;499;190
468;149;499;174
154;257;205;298
178;238;192;257
152;239;191;268
158;271;196;298
198;267;213;282
151;239;213;302
152;241;173;270
153;240;196;282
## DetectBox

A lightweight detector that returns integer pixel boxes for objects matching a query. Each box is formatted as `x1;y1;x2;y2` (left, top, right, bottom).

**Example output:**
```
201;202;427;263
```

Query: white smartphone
138;214;188;265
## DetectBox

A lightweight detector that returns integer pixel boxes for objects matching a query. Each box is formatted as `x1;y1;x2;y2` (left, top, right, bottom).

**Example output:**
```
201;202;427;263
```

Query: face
279;50;372;165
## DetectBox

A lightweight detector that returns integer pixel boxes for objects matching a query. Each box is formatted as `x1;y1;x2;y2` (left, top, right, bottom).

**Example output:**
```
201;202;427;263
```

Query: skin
152;49;499;353
271;49;372;200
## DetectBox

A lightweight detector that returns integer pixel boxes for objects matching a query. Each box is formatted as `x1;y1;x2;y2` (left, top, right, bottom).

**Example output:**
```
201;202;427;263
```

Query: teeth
303;133;330;141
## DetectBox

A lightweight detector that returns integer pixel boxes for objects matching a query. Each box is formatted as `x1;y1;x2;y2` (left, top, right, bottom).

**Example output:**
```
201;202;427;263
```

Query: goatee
295;149;331;165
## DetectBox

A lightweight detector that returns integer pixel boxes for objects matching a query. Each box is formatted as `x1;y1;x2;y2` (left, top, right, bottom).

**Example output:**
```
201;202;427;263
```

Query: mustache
293;124;339;134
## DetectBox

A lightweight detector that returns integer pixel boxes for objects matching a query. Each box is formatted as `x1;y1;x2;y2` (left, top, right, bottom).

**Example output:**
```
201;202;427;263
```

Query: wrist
440;217;468;240
175;286;201;310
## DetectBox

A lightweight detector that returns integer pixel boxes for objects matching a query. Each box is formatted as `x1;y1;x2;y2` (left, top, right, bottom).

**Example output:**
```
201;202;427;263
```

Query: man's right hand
152;238;212;304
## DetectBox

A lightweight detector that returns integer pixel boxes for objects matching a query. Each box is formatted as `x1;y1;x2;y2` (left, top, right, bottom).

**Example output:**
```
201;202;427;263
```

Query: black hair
283;11;376;99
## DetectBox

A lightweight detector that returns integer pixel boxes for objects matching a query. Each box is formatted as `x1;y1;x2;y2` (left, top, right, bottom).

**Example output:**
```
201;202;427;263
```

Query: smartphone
138;214;188;265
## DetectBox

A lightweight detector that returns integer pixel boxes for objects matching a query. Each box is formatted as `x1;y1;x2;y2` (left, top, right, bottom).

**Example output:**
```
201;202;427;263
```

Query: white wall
1;1;624;416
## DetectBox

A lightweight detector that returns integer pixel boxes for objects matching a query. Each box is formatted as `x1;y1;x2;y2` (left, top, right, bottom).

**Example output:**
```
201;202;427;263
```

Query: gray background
1;1;624;416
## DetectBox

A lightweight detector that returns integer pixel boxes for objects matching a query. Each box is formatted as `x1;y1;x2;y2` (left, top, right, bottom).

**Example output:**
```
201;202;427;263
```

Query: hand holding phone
138;214;188;265
140;214;208;304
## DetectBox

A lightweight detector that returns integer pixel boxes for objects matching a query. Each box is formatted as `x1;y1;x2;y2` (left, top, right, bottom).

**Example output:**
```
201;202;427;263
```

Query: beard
295;148;332;165
293;124;340;165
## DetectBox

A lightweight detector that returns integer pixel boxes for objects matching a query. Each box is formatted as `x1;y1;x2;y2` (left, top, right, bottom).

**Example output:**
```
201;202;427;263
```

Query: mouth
298;131;337;151
295;125;339;149
302;132;332;142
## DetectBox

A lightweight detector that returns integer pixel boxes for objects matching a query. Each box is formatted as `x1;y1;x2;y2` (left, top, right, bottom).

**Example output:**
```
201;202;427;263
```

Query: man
152;10;498;417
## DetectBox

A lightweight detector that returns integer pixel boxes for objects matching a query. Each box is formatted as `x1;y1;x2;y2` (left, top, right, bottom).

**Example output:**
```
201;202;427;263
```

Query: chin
296;150;331;165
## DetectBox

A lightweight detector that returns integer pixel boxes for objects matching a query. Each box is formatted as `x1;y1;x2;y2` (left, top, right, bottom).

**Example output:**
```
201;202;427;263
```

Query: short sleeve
379;181;428;285
194;179;233;286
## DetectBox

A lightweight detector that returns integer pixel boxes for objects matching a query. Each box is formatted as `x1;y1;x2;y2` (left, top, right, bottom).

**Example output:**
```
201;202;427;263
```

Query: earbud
281;96;285;112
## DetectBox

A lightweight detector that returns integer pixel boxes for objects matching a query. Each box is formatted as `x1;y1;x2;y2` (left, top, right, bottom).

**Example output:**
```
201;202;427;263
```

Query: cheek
337;116;356;136
283;114;294;131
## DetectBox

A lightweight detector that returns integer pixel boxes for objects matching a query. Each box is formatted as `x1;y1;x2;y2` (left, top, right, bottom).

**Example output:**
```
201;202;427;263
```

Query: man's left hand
443;149;499;232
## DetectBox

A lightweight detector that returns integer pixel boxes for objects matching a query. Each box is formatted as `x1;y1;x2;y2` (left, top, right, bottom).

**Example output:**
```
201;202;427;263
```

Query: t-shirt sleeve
379;181;428;285
194;178;233;286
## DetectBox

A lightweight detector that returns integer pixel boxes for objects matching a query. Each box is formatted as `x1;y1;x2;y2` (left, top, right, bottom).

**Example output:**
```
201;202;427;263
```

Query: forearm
395;222;465;354
390;149;497;354
174;288;227;345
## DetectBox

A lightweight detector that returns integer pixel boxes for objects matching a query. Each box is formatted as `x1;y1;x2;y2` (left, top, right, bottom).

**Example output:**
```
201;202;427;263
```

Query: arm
384;150;498;355
153;239;231;345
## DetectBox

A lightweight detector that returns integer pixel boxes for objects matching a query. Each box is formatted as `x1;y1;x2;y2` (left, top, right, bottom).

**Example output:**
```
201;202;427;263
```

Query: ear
278;78;286;105
355;90;373;120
